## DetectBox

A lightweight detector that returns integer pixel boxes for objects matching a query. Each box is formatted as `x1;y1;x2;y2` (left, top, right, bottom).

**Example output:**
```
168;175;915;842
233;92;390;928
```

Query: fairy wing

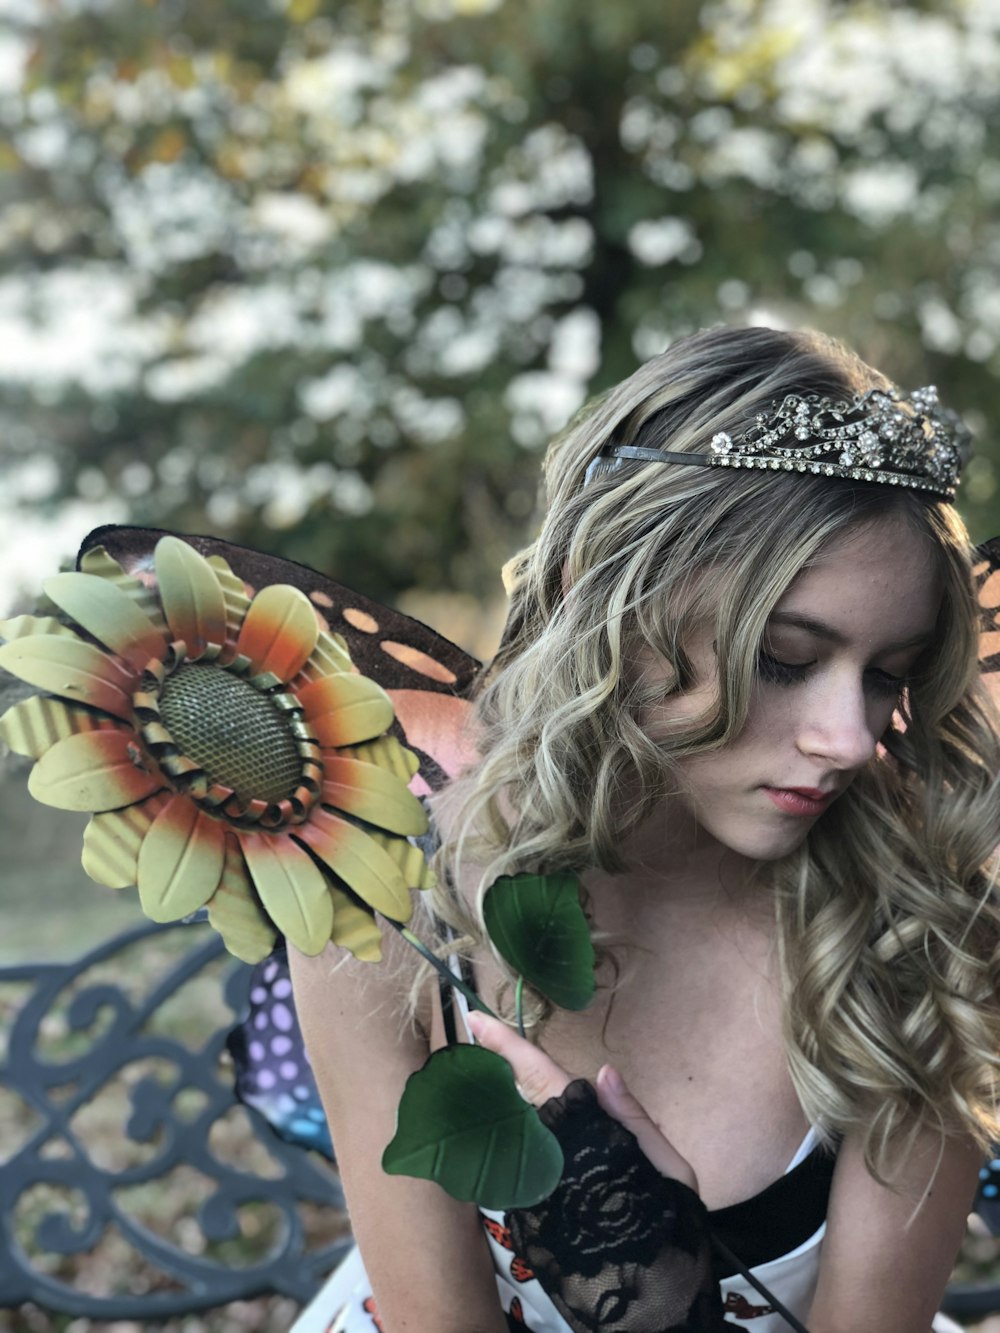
974;537;1000;696
972;538;1000;1231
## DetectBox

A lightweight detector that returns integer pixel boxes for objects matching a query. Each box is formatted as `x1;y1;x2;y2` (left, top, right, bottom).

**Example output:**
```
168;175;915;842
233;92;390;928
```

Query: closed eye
756;652;811;687
756;651;912;699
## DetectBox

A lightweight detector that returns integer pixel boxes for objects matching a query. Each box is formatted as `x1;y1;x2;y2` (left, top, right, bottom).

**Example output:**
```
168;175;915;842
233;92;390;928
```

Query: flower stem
514;976;525;1038
392;922;498;1020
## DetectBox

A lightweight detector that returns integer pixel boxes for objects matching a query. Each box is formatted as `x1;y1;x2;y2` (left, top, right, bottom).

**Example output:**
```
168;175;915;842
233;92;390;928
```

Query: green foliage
2;0;999;618
483;871;596;1010
382;1043;564;1208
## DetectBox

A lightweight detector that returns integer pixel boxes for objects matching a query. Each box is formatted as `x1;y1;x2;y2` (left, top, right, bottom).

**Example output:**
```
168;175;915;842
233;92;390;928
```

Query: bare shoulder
288;924;433;1072
809;1126;982;1333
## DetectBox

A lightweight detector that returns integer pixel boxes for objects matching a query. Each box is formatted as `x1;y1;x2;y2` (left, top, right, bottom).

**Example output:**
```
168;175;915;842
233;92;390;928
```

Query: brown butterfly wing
78;524;481;791
973;537;1000;703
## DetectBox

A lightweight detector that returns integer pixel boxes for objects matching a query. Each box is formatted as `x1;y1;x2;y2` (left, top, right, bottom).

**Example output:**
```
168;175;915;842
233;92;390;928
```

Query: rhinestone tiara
592;385;970;500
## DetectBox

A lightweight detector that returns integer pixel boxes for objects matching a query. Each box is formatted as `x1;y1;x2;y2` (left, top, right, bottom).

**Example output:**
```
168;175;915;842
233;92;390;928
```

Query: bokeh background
2;0;1000;1327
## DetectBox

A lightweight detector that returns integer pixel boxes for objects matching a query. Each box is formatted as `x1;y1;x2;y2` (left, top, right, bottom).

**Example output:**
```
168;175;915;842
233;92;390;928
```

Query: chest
472;910;808;1210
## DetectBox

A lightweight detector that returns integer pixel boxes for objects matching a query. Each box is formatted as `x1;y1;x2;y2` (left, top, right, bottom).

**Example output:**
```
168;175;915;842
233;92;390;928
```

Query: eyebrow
767;611;937;654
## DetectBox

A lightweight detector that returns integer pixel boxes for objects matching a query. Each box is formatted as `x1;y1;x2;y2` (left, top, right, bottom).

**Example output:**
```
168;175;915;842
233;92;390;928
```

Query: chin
709;820;813;863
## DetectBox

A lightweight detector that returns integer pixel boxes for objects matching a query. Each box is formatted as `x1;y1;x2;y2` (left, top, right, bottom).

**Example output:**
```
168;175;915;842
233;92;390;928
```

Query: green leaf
382;1045;563;1209
483;872;596;1011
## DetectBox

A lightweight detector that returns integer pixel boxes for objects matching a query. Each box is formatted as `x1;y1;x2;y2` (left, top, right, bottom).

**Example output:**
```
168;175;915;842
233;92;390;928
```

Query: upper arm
288;938;507;1333
808;1127;982;1333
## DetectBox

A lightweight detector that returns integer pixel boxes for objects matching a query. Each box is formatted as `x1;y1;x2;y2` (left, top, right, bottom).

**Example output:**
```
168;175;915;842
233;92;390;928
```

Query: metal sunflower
0;536;434;964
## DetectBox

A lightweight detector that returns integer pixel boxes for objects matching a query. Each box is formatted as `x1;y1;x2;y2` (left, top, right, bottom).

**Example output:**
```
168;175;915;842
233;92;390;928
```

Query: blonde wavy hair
429;325;1000;1183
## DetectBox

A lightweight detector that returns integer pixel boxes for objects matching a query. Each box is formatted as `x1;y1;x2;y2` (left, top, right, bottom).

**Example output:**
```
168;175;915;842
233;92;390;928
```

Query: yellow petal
82;792;171;888
154;536;227;658
297;673;394;746
0;634;136;720
367;828;436;892
344;735;420;781
321;755;428;836
0;696;120;760
28;729;165;812
80;545;168;635
297;808;412;923
0;614;80;642
295;628;353;683
206;555;252;649
136;794;227;922
206;835;277;964
239;830;333;955
328;882;382;962
235;585;319;682
44;572;169;672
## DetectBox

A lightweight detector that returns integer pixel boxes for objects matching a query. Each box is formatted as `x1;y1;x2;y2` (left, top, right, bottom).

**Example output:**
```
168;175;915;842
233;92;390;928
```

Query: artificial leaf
382;1044;563;1209
483;872;595;1011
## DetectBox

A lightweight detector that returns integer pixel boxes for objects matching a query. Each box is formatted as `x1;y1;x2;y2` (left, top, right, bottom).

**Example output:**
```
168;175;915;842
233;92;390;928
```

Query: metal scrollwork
0;919;349;1318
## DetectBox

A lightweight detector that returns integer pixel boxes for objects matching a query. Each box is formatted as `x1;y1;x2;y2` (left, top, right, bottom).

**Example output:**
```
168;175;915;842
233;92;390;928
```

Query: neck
583;797;763;924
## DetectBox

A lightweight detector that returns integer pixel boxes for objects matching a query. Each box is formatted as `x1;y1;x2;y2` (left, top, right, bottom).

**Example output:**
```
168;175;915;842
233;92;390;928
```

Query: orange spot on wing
310;590;334;608
381;640;457;684
388;689;475;779
343;607;379;633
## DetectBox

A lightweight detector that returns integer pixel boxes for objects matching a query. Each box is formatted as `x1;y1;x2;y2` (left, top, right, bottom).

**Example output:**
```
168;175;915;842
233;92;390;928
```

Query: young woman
289;326;1000;1333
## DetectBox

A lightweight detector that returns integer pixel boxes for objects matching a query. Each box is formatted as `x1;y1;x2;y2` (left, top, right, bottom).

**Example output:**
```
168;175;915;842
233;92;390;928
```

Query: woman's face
642;516;943;864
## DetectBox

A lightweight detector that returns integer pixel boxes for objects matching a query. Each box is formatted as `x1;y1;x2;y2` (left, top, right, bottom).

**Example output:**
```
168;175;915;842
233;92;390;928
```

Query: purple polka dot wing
226;944;334;1158
977;1153;1000;1235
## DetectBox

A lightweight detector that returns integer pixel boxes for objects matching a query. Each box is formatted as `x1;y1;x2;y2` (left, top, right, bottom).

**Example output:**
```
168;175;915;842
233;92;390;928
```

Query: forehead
774;517;942;644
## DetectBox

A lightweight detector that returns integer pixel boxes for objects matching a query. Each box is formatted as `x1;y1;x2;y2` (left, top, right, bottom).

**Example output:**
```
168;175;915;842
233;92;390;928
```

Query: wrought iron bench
2;918;998;1326
0;917;349;1322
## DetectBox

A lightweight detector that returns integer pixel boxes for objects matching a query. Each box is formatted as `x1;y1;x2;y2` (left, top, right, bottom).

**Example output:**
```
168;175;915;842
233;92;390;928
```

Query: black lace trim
504;1080;735;1332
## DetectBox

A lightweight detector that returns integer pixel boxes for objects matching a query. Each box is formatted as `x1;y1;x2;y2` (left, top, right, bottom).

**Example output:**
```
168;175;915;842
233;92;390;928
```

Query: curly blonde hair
430;325;1000;1182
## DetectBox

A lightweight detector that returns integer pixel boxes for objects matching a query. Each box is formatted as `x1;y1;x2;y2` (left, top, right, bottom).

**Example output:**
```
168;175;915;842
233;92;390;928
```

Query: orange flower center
158;663;304;805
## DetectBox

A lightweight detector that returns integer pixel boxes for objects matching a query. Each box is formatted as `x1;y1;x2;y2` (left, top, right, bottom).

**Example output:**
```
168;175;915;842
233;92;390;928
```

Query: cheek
641;680;720;743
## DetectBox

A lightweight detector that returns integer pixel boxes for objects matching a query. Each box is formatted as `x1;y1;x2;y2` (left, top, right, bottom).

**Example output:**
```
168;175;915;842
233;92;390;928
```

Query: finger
596;1064;699;1192
466;1011;573;1106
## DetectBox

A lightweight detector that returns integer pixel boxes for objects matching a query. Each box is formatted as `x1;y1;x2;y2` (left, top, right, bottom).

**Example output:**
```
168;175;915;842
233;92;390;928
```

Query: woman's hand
465;1011;729;1333
465;1010;698;1192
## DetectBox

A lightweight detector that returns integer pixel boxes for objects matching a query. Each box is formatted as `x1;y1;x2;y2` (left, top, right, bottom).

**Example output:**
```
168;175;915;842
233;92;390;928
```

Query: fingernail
600;1065;624;1095
466;1011;484;1037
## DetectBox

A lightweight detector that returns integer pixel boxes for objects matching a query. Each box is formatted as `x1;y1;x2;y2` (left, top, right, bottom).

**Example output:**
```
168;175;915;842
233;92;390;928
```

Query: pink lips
764;786;834;816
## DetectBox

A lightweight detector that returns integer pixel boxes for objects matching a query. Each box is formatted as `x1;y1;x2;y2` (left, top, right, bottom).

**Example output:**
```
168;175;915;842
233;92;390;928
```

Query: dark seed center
159;663;302;805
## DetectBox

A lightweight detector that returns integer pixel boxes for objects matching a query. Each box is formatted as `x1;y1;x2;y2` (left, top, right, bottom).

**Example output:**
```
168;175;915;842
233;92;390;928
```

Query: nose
795;673;881;773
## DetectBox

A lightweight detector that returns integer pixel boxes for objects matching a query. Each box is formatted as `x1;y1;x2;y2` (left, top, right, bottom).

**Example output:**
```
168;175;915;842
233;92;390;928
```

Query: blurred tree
1;0;998;615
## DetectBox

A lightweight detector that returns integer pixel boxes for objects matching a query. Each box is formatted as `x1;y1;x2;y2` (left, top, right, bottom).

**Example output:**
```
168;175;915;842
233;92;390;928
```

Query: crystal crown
596;385;970;500
709;385;967;498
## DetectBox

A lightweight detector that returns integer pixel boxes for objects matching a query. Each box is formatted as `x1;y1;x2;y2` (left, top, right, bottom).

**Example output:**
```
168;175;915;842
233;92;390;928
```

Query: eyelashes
756;651;912;700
